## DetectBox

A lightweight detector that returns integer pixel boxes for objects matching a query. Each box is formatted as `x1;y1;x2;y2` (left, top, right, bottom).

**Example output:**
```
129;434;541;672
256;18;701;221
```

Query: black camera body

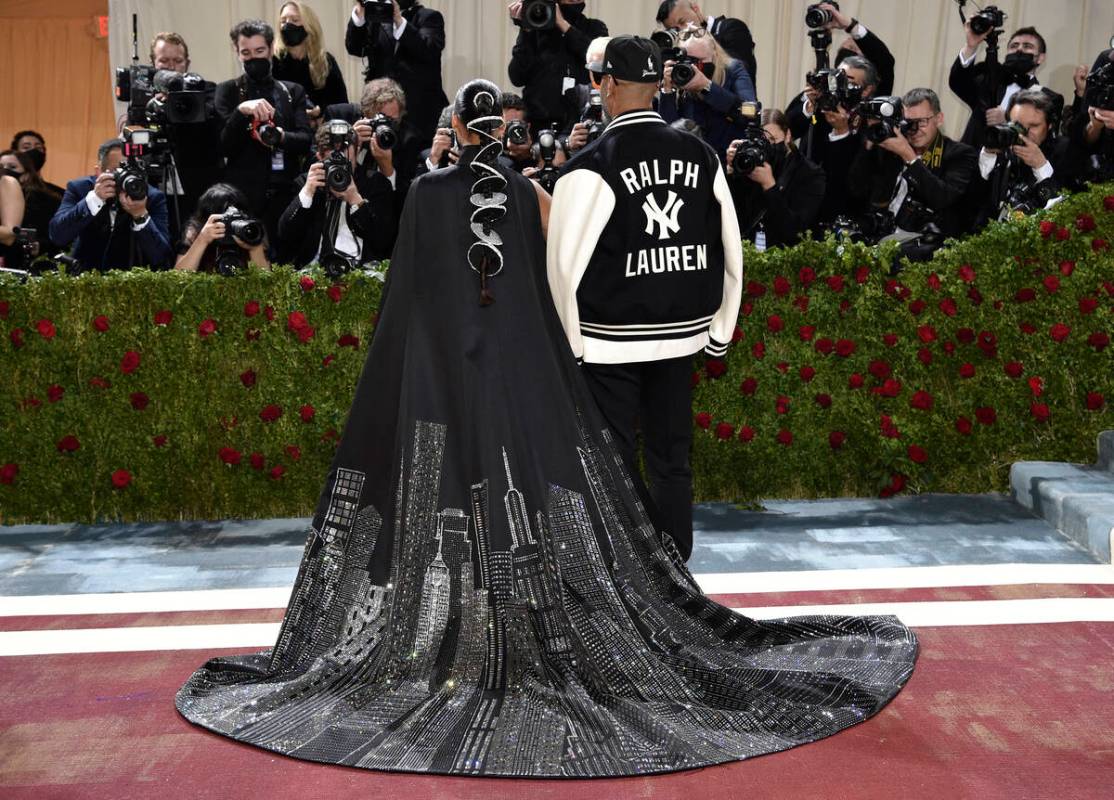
115;64;158;126
1085;62;1114;112
807;68;864;113
671;54;703;88
504;119;530;147
517;0;558;31
362;0;395;24
254;121;283;147
150;70;210;125
805;1;839;29
113;129;153;201
532;129;562;193
214;209;264;276
969;5;1007;36
366;114;398;150
985;121;1027;150
730;102;772;176
1002;177;1057;216
830;209;896;245
860;96;910;144
322;120;355;192
581;90;606;143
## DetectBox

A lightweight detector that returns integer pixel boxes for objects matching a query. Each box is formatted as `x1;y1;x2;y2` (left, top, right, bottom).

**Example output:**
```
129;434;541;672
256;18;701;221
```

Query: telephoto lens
984;121;1026;151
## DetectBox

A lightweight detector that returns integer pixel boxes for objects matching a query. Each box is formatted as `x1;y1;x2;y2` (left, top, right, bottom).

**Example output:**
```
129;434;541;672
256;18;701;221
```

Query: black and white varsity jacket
546;109;743;364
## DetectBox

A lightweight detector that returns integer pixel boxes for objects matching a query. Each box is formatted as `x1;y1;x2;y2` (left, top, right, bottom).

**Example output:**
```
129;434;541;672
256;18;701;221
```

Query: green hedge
1;186;1113;524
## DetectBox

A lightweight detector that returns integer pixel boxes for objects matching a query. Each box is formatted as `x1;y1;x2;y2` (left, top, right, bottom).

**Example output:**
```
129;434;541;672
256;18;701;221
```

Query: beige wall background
108;0;1114;140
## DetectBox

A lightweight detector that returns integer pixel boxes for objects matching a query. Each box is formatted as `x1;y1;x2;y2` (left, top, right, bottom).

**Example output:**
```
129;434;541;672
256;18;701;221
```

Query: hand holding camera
1011;133;1048;170
807;3;850;32
198;214;227;244
430;127;454;164
238;98;275;123
567;122;589;152
93;172;118;202
118;192;149;220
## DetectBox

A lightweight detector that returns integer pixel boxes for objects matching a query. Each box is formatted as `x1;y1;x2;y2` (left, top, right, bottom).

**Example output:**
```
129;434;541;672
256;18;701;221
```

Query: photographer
847;88;978;244
274;2;349;125
563;36;611;156
974;89;1082;226
175;184;270;273
507;0;608;134
0;171;26;269
950;23;1062;149
656;1;757;87
277;122;397;270
657;28;756;158
48;138;172;273
345;1;448;143
1;149;62;258
726;108;826;249
498;93;536;172
214;20;312;249
1072;49;1114;183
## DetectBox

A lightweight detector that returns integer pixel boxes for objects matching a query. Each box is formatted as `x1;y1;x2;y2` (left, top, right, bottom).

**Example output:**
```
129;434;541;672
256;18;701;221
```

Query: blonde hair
680;26;729;88
275;1;328;90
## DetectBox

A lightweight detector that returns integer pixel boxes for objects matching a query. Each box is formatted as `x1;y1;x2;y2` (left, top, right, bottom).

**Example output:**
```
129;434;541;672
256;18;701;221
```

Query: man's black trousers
581;355;695;561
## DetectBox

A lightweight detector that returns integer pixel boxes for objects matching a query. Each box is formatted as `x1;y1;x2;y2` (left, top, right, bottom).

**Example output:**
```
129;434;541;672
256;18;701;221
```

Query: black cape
175;146;918;778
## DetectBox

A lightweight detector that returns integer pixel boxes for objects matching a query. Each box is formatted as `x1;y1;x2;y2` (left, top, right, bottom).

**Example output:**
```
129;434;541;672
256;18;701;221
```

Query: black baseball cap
601;35;663;84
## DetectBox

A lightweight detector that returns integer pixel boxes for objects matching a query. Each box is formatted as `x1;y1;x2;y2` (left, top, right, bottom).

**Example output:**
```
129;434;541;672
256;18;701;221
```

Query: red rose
977;331;998;355
909;299;927;316
1105;195;1114;211
260;404;283;423
967;287;984;306
47;384;64;403
338;333;361;350
0;463;18;485
815;338;835;356
1060;260;1076;276
854;266;870;284
751;341;766;360
835;338;856;357
873;379;902;398
57;435;80;452
746;280;767;298
120;350;141;375
36;318;56;339
908;445;928;464
1106;282;1114;297
955;416;973;436
880;415;901;439
883;333;899;347
776;395;791;414
250;452;265;470
1015;288;1037;303
880;473;907;498
705;359;727;379
1043;275;1060;294
244;300;261;317
240;369;257;388
1087;392;1106;411
1088;332;1111;351
129;392;149;411
322;354;336;368
1039;220;1055;238
1080;297;1099;315
1005;362;1024;378
773;275;792;296
296;325;316;343
285;444;303;461
917;348;933;365
153;434;168;448
738;426;756;443
958;264;976;283
741;302;754;317
732;326;745;343
869;360;892;380
777;429;793;446
1019;322;1037;335
198;319;217;338
955;328;975;345
93;315;110;332
299;276;317;292
917;325;937;343
939;298;958;317
829;431;846;449
766;315;784;333
799;325;816;342
154;309;173;326
849;373;865;389
739;377;758;396
695;412;713;429
927;273;942;292
911;390;934;411
975;407;997;426
715;422;735;441
1056;225;1070;241
264;305;275;321
826;275;845;293
300;404;316;423
0;300;8;319
1049;323;1071;343
815;393;832;409
799;365;816;383
959;363;976;379
220;447;242;466
1030;403;1050;422
327;284;344;303
111;469;132;489
287;311;308;332
270;465;286;481
1029;376;1044;397
691;371;701;389
1093;238;1110;253
1076;213;1097;233
798;266;816;286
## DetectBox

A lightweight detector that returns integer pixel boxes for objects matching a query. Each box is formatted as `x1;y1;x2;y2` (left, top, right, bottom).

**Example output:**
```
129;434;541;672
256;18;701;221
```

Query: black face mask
1003;52;1037;79
397;0;416;10
768;142;789;173
561;3;585;21
243;57;272;84
280;24;308;47
25;148;46;172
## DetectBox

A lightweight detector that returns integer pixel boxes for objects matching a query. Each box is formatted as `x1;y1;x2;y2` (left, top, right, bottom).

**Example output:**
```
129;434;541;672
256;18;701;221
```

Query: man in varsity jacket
547;35;743;562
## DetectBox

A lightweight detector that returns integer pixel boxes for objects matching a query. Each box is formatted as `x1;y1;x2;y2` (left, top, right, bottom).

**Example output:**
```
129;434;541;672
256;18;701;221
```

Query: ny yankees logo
642;191;684;240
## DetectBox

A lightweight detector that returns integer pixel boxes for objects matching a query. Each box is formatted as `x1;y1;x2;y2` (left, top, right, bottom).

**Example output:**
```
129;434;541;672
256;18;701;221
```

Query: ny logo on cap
642;191;684;240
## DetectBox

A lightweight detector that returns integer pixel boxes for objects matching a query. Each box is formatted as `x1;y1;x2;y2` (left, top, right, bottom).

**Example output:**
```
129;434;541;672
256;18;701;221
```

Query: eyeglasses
679;26;708;41
903;117;936;131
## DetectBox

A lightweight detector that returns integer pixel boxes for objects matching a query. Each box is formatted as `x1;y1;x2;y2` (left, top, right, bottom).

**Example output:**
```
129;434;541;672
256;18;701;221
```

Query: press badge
271;150;285;171
562;76;576;94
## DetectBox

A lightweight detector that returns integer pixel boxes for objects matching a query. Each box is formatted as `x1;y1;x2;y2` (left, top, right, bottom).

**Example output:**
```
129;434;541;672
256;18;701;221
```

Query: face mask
25;148;46;172
2;167;22;180
561;3;585;20
280;24;308;47
1003;52;1037;78
768;142;789;172
243;57;272;84
397;0;416;9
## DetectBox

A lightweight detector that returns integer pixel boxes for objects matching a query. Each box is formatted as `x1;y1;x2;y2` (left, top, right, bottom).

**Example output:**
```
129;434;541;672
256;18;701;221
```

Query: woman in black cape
175;80;918;778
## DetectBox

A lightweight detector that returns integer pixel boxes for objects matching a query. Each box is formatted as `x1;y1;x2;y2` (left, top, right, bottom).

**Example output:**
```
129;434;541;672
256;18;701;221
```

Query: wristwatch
845;18;859;34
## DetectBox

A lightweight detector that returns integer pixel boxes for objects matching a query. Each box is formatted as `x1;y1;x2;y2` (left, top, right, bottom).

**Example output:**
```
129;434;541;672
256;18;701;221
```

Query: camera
320;253;360;280
985;121;1027;150
115;63;158;126
969;5;1006;36
252;120;283;147
581;90;606;143
671;54;703;88
730;102;772;175
150;70;209;125
807;68;864;113
214;208;264;276
651;29;684;63
517;0;557;31
504;119;530;147
805;1;839;29
532;128;561;193
830;209;896;245
362;0;395;24
365;114;398;150
11;227;38;264
323;120;355;192
1001;178;1057;217
113;128;152;201
859;96;910;144
1085;62;1114;112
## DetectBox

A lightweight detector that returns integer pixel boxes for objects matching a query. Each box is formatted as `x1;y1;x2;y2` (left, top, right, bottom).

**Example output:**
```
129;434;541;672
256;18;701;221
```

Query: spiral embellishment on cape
465;94;508;306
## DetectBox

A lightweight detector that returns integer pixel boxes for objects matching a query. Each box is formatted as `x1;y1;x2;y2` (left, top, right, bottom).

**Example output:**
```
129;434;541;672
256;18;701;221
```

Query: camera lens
970;14;990;35
805;6;832;29
673;62;695;86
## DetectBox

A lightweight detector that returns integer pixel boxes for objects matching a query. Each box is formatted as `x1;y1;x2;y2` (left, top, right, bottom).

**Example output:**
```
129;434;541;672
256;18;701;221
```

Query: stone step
1010;457;1114;563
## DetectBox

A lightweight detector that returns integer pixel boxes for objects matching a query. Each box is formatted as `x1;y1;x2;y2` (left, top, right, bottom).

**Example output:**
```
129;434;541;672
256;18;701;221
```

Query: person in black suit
214;19;312;250
726;108;826;250
47;138;173;273
1070;49;1114;183
655;0;757;88
848;88;978;243
507;0;608;134
345;0;448;144
277;122;398;270
949;23;1062;149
